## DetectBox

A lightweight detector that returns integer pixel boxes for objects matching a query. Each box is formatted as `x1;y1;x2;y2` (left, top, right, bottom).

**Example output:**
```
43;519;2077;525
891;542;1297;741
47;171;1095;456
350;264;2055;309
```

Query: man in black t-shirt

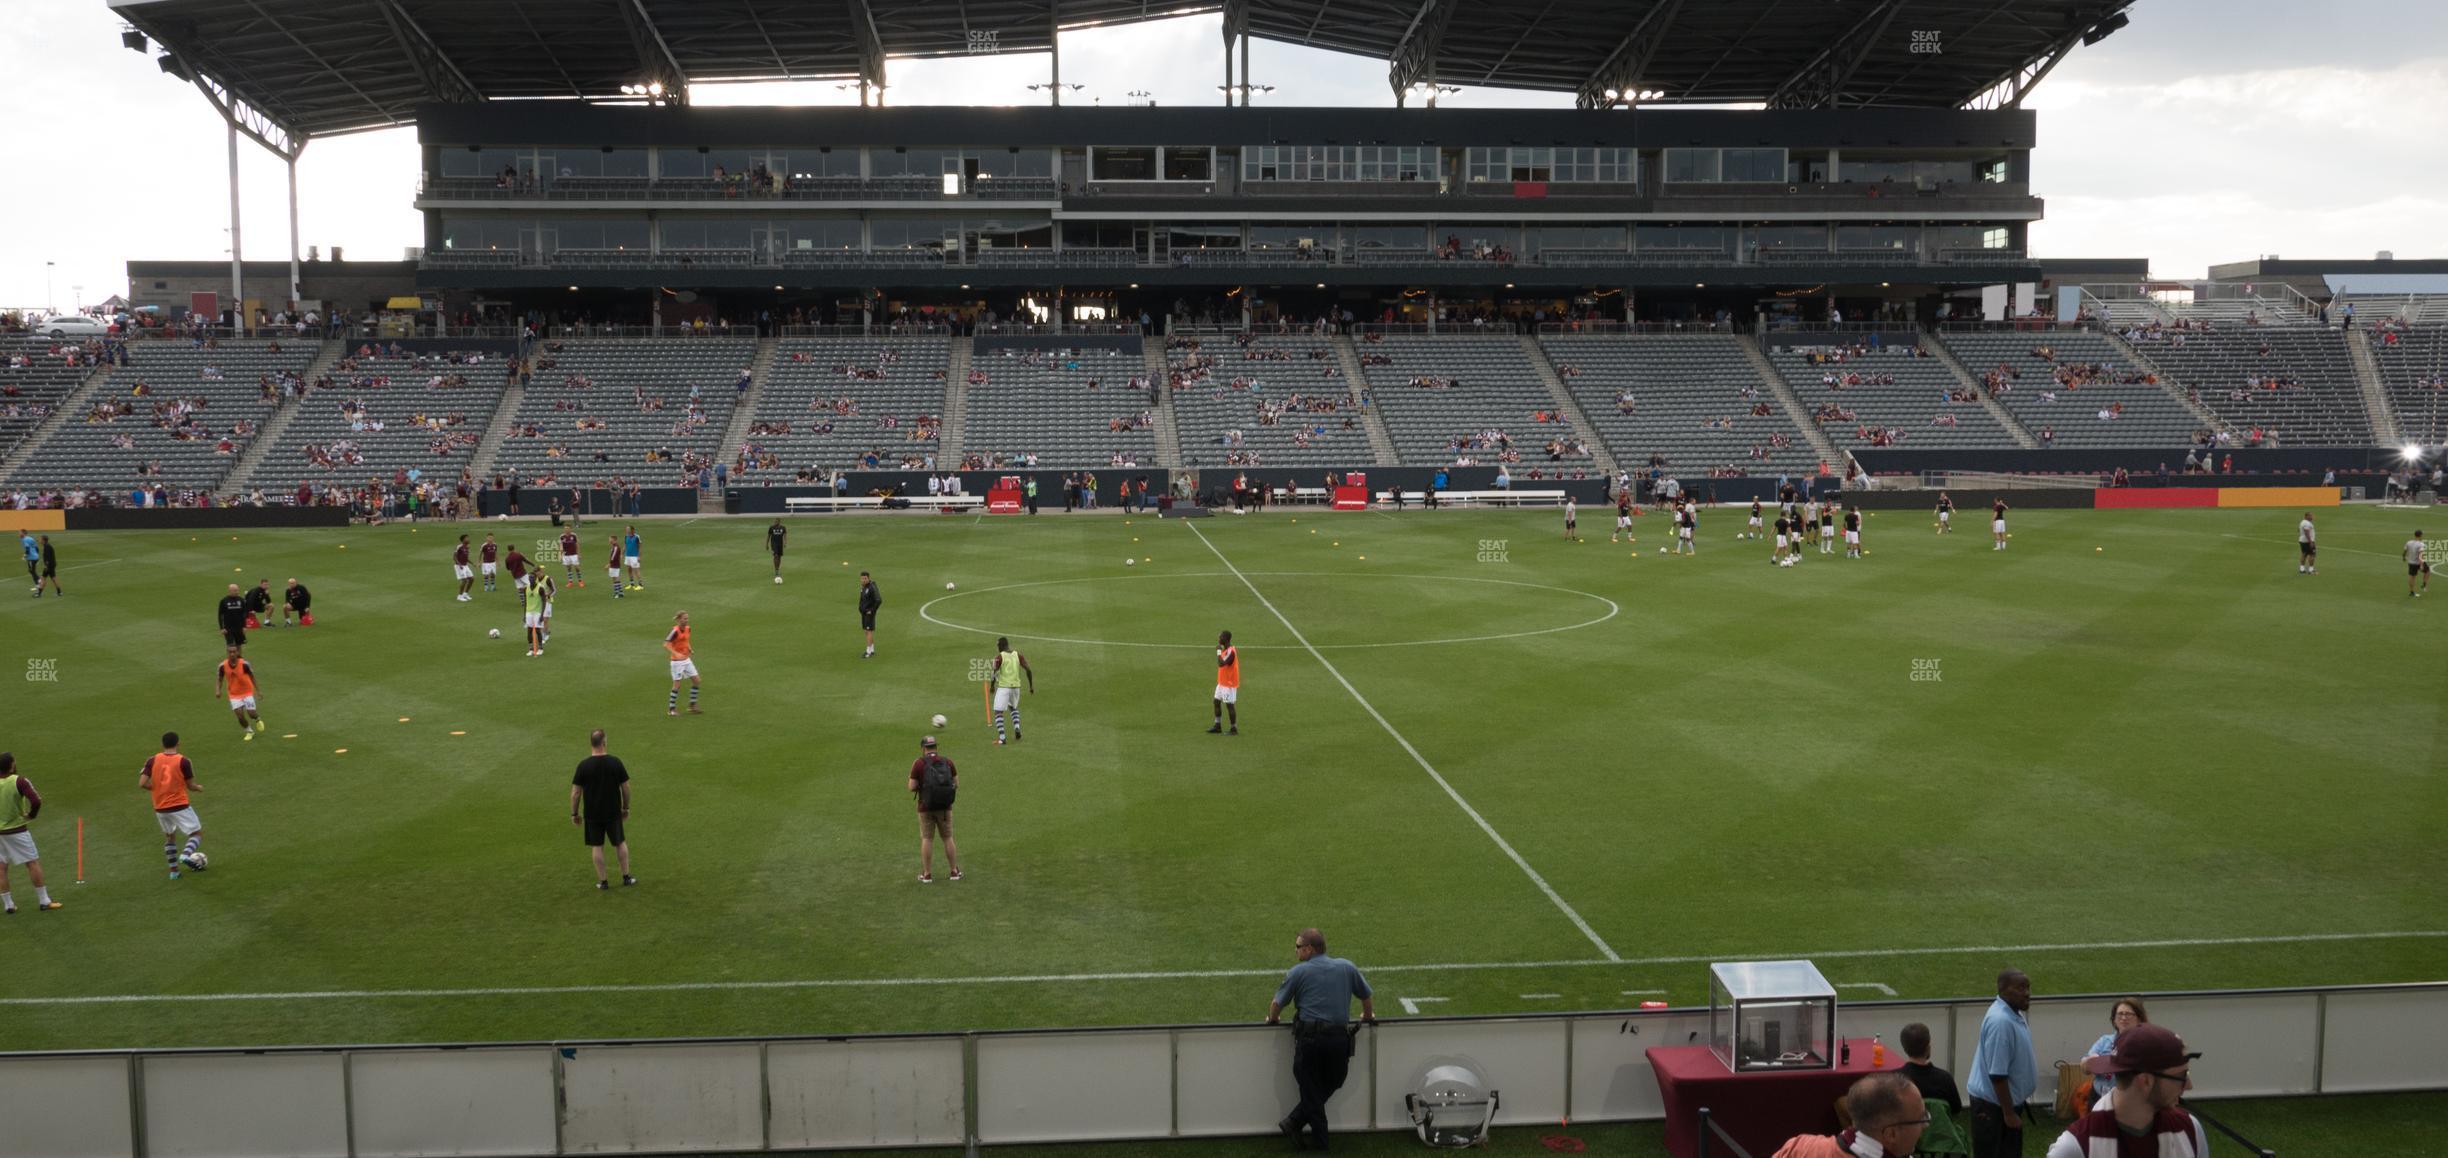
859;571;882;658
767;520;787;583
216;584;249;649
568;729;634;889
242;579;274;628
282;578;312;626
1897;1022;1963;1115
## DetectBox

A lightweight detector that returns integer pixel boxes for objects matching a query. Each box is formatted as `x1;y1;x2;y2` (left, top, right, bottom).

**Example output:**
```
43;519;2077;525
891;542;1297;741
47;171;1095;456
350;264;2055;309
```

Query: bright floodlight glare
2405;444;2426;462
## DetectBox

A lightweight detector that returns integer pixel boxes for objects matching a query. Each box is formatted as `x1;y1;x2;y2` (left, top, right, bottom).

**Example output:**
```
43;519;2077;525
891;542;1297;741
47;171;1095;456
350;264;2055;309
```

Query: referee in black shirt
216;584;249;650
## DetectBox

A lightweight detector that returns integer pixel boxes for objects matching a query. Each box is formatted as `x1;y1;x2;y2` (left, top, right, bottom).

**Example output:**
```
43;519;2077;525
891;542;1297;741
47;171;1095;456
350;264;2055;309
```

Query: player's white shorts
669;659;700;681
540;602;554;618
1939;511;1951;523
227;695;257;712
1616;515;1632;529
1774;534;1789;550
454;564;473;580
561;554;579;568
993;686;1021;711
1679;526;1694;540
1213;685;1238;704
1845;530;1861;545
514;574;531;590
481;562;497;575
607;566;621;579
624;555;641;569
1993;519;2007;534
155;807;202;837
0;830;39;864
1748;517;1763;528
523;612;543;628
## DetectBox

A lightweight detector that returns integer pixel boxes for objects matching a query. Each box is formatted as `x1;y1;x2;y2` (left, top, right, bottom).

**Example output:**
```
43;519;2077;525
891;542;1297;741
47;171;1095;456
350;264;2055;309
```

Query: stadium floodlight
1127;90;1154;105
122;29;148;52
2405;444;2427;462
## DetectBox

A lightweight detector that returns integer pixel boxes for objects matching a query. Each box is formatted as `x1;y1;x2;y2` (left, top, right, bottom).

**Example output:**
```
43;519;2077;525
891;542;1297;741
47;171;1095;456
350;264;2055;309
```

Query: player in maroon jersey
453;535;475;602
559;528;583;588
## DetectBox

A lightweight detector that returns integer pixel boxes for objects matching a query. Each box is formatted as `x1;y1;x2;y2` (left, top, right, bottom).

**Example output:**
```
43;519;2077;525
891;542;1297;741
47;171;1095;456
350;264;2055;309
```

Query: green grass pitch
0;503;2440;1052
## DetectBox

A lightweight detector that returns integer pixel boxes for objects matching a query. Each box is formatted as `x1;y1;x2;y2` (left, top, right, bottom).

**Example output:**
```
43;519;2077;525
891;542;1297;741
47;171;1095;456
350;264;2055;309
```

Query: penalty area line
5;931;2437;1008
1185;520;1624;963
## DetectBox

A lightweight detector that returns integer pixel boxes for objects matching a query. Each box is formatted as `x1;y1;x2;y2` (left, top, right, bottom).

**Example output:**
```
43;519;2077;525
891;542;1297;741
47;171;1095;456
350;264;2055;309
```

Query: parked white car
40;315;110;339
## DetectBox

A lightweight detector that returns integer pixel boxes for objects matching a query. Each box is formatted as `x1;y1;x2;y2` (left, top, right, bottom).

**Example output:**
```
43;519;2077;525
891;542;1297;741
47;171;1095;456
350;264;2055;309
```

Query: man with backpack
907;736;961;883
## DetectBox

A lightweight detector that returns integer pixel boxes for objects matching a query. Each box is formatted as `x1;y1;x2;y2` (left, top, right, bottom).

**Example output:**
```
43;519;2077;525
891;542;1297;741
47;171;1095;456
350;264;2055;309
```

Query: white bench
1391;488;1570;507
783;495;985;513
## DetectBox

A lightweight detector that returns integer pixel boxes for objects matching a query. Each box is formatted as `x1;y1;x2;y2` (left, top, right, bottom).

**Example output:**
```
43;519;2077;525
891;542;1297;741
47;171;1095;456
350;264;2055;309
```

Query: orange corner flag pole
982;674;992;725
75;816;86;884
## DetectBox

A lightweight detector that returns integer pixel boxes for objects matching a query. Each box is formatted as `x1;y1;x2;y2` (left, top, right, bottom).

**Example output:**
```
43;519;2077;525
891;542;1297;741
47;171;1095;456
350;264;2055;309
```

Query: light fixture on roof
122;28;148;52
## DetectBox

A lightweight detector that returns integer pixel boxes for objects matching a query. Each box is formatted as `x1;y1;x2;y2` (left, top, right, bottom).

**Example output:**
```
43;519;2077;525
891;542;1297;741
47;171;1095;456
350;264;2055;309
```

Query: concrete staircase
1518;334;1621;475
1921;327;2039;449
465;381;529;481
220;338;343;493
2343;328;2402;444
1740;335;1846;468
1145;342;1182;468
1331;334;1402;465
937;336;973;465
711;335;779;466
0;361;120;484
2101;329;2228;436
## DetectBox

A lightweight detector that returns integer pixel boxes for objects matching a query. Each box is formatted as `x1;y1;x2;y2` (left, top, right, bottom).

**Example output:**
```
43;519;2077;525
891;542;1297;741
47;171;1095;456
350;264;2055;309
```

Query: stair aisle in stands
220;339;342;493
0;358;118;483
1741;335;1845;469
1518;333;1621;476
1921;327;2038;448
712;335;780;470
2344;328;2403;445
466;382;528;482
1332;334;1404;466
2101;328;2228;436
939;336;972;465
1145;341;1182;468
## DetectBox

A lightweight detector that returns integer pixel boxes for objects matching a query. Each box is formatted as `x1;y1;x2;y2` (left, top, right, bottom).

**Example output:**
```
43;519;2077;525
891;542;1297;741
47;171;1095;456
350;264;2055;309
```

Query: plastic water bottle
1872;1034;1886;1068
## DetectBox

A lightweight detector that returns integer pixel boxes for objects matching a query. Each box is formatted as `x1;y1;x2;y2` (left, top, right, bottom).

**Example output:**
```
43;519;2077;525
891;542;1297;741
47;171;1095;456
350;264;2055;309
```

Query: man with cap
1267;927;1374;1151
1773;1072;1931;1158
1968;968;2037;1156
906;735;959;883
2045;1024;2208;1158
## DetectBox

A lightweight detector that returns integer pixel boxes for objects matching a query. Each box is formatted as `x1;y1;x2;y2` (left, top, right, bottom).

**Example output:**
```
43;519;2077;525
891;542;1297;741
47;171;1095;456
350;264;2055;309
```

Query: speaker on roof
158;54;192;80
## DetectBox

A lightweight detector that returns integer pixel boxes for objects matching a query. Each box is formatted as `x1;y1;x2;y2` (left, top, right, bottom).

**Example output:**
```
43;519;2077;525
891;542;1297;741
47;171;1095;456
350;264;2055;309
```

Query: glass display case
1709;960;1837;1072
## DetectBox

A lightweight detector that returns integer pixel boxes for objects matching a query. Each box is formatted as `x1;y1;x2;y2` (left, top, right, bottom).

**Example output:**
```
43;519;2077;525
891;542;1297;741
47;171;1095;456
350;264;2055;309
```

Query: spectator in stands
1968;969;2037;1157
1898;1022;1961;1115
2048;1024;2208;1158
1772;1073;1928;1158
2080;998;2148;1103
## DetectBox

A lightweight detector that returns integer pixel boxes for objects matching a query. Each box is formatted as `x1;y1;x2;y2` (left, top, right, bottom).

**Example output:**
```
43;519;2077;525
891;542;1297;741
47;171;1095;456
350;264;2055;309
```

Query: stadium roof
110;0;2136;144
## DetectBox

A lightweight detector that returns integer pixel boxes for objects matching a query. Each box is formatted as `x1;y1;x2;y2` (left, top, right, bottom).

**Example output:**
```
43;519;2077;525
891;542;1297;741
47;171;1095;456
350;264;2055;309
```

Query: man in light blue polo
1266;927;1374;1152
1967;968;2036;1157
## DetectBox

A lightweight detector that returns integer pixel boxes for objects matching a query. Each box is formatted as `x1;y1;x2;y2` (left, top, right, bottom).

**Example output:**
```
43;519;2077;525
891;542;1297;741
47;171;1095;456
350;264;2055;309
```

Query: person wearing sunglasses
2047;1023;2210;1158
1772;1072;1929;1158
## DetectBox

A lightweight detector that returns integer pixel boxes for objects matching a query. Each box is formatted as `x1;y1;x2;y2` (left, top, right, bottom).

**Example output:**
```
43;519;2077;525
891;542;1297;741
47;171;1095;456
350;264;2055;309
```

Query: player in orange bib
665;610;702;716
215;645;264;740
140;732;205;878
1207;629;1240;735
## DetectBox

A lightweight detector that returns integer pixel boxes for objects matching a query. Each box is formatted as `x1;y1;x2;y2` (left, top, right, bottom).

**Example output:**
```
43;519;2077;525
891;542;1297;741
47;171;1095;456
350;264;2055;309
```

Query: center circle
918;571;1619;650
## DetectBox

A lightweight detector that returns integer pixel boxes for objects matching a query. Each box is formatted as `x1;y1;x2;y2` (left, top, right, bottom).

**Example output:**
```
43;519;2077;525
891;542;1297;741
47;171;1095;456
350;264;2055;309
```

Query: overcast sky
5;0;2443;310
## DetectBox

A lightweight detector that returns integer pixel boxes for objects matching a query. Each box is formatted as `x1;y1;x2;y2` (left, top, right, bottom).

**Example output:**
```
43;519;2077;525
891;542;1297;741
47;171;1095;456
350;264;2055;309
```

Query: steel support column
286;152;303;309
227;118;243;327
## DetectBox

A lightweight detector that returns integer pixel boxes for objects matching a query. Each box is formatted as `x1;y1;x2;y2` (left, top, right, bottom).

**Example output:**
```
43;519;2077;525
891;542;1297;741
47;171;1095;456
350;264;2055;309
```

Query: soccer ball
181;851;208;871
1125;558;1136;566
488;628;501;639
945;581;956;590
496;514;507;521
931;714;948;728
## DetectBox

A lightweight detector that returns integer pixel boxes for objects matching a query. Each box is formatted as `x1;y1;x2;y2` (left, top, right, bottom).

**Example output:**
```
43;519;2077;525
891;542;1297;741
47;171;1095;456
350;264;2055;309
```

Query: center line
1185;521;1622;962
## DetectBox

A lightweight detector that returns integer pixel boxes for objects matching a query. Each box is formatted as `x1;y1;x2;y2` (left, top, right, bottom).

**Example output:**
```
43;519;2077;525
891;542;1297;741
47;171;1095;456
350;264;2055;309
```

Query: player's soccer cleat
242;732;254;742
1228;727;1238;735
774;576;783;584
1012;730;1021;742
687;706;702;715
994;738;1005;745
622;874;636;887
595;880;609;890
169;869;180;879
1207;724;1223;734
667;709;679;717
253;719;266;733
917;873;933;883
948;869;962;881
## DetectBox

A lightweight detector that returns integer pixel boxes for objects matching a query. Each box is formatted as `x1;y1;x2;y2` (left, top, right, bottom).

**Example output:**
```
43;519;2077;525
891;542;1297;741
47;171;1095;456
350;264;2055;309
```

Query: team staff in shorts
141;733;205;878
36;534;60;597
0;753;62;912
990;637;1034;745
768;519;788;582
665;611;702;714
217;583;250;649
570;729;635;889
1562;496;1580;541
2298;512;2318;575
282;577;311;625
1209;630;1241;734
908;735;961;883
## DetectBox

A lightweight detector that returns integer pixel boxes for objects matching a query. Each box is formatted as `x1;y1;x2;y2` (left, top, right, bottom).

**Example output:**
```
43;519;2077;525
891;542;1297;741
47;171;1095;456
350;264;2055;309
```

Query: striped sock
668;688;679;711
164;841;179;867
688;686;699;707
1010;705;1020;733
996;715;1006;742
183;837;201;858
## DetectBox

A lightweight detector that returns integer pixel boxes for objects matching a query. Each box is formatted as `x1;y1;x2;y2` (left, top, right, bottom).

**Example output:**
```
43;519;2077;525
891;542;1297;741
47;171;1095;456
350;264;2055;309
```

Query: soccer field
2;503;2441;1052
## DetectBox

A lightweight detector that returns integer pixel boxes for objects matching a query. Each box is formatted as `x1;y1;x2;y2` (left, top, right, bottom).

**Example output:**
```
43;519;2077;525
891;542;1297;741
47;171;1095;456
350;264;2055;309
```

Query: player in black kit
767;520;788;583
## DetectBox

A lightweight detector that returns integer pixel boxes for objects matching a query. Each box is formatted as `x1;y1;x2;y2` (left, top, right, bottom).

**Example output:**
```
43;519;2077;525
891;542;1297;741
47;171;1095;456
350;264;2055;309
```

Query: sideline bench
783;495;985;513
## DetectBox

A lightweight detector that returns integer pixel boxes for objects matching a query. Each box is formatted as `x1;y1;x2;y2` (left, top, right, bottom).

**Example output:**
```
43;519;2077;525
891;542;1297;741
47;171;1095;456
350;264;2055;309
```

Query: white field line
1397;997;1450;1015
1185;520;1624;963
5;931;2437;1008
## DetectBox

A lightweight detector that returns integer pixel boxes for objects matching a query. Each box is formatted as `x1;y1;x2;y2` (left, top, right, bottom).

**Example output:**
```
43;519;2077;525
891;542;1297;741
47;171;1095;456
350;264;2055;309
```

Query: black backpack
918;754;957;810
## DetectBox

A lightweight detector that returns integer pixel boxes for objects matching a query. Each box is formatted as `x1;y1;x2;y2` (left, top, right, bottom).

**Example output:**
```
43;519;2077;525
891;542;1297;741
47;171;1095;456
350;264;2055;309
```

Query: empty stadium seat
734;337;949;478
489;339;753;485
1169;335;1368;468
6;340;314;491
1354;335;1595;468
1539;334;1816;475
1938;332;2199;448
962;342;1157;468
